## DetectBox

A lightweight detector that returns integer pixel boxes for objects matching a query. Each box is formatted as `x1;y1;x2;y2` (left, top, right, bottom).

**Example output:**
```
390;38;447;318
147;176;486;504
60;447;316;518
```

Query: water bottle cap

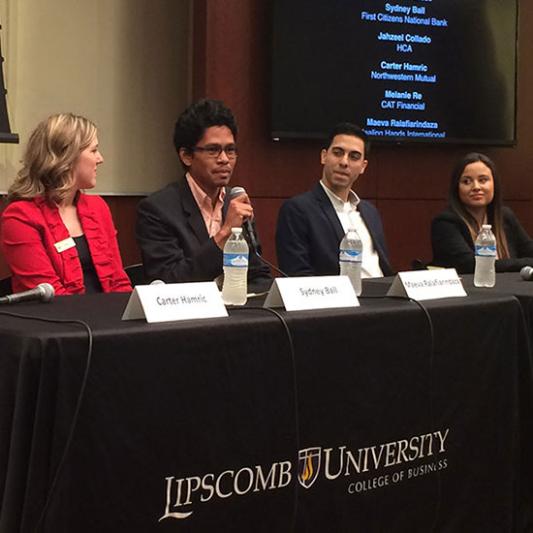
231;227;243;234
481;224;492;230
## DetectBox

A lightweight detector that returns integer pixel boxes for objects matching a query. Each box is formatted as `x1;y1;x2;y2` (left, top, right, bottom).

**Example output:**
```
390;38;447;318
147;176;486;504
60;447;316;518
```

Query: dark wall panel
102;196;143;267
378;199;447;269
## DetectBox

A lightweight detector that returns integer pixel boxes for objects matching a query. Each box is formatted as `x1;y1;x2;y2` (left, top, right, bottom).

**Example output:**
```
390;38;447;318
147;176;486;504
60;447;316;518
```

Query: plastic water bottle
339;227;363;296
222;227;249;305
474;224;496;287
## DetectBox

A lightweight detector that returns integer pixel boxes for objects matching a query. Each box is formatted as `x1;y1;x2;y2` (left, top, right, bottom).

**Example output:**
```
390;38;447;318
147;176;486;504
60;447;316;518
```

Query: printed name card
386;268;466;301
264;276;359;311
122;282;228;323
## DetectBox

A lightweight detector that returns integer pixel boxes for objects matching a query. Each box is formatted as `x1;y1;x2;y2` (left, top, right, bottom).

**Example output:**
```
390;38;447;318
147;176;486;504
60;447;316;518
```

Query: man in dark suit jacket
136;99;271;291
276;123;393;277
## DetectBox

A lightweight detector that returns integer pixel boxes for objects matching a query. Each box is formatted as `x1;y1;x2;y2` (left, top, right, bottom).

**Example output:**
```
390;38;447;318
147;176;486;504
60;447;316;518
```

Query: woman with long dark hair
431;152;533;273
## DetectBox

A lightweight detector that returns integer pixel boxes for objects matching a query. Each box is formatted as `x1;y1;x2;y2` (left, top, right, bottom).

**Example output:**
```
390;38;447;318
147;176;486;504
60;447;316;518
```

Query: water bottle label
339;249;362;263
223;253;249;267
475;245;496;257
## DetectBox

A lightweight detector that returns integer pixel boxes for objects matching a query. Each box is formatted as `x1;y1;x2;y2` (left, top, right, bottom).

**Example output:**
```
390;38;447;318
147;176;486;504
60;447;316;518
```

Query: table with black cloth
365;271;533;531
0;288;531;532
462;272;533;533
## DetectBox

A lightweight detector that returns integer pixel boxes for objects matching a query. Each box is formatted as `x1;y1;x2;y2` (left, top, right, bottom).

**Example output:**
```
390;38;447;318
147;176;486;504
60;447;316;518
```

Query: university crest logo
298;447;321;489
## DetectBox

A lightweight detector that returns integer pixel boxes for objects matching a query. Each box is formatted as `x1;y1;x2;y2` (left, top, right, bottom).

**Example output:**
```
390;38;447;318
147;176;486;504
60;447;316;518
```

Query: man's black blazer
136;177;272;290
275;183;393;277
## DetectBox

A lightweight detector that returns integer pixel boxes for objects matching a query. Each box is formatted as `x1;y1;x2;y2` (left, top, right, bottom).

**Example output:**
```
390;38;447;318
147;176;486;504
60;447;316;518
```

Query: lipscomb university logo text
159;429;450;521
298;447;321;489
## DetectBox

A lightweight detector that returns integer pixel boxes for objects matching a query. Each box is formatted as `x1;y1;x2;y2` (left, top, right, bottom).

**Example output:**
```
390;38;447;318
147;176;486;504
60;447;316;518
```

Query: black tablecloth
365;272;533;532
0;290;531;532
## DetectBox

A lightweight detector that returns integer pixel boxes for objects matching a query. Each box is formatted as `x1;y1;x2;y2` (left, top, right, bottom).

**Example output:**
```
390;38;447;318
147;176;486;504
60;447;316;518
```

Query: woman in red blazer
0;113;132;295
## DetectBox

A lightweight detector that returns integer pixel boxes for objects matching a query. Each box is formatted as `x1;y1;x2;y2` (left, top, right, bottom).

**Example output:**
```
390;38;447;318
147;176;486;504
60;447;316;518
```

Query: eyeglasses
191;144;238;159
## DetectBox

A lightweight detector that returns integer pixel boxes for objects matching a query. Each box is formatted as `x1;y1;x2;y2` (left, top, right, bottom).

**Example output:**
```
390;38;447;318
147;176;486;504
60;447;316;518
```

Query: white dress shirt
320;181;383;278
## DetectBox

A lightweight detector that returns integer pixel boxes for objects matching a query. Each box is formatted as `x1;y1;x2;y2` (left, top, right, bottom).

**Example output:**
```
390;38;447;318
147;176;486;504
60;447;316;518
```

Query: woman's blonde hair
8;113;97;204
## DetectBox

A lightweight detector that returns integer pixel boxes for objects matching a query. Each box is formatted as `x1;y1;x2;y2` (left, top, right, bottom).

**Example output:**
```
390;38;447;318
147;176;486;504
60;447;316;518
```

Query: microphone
228;186;288;278
229;186;259;253
520;266;533;281
0;282;55;304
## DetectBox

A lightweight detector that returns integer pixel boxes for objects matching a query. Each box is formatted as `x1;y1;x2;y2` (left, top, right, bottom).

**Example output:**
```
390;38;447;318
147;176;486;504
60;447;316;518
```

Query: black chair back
0;276;12;297
124;264;146;287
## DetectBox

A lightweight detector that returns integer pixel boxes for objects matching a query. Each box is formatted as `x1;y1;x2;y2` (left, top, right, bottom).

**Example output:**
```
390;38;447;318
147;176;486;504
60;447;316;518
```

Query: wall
0;0;191;276
191;0;533;272
0;0;191;195
1;0;532;279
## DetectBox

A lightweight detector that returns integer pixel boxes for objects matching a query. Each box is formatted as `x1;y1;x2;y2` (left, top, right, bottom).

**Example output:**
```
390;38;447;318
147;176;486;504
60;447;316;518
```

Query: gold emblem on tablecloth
298;447;321;489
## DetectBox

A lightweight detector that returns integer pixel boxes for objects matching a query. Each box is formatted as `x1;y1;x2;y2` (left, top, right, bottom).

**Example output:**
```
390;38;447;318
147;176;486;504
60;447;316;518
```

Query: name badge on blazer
54;237;76;253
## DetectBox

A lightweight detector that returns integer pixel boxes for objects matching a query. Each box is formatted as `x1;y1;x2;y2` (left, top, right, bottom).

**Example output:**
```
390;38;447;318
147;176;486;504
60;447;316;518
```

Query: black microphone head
520;266;533;281
228;185;258;253
229;186;246;199
37;283;55;302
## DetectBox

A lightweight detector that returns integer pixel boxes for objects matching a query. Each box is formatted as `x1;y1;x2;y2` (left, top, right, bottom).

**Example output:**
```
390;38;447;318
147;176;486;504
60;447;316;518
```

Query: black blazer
136;177;272;290
275;183;393;277
431;207;533;273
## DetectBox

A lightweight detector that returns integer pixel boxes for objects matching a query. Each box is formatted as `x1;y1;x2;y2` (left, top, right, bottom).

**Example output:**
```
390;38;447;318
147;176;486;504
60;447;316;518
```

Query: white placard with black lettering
264;276;359;311
386;269;466;301
122;282;228;323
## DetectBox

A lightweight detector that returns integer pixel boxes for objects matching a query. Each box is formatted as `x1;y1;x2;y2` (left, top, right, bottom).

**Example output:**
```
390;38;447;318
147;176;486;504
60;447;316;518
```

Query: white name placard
122;282;228;323
264;276;359;311
386;269;466;301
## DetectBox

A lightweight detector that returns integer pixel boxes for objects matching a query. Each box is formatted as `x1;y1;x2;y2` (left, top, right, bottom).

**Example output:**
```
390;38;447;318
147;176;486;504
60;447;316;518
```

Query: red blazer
0;194;132;295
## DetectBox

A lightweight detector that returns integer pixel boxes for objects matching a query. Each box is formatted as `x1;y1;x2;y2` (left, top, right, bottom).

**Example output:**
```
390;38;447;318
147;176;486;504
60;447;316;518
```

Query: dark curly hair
173;99;238;167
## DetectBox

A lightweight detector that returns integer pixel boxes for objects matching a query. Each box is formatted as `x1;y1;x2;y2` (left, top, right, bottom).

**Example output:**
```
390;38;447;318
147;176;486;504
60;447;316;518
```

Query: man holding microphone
136;99;271;290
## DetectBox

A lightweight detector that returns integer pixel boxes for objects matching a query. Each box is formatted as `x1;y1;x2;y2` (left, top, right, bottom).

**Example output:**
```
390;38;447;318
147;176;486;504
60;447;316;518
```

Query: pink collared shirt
186;173;225;237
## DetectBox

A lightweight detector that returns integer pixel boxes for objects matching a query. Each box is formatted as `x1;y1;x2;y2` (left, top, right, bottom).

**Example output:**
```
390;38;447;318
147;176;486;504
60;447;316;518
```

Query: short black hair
324;122;370;157
173;98;238;155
